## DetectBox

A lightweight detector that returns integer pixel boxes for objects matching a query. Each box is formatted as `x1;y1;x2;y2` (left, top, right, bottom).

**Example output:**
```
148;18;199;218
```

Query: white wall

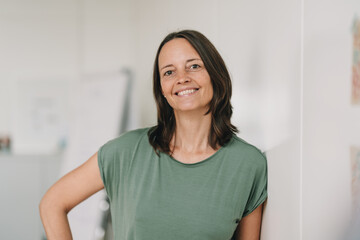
0;1;78;136
79;0;134;74
303;1;360;239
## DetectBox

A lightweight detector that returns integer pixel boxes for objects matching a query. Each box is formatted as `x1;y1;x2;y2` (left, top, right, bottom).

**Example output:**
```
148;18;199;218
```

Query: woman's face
158;38;213;114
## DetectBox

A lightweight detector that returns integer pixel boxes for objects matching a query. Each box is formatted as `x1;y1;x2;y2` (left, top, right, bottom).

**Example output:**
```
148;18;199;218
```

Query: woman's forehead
158;38;201;67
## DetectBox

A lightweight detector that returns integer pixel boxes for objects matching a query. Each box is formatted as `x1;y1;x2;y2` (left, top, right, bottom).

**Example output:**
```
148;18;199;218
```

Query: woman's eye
190;64;200;69
164;70;173;76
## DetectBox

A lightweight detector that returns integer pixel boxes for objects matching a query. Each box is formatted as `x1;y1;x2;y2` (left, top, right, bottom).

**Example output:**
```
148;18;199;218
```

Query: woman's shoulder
226;134;267;166
99;127;150;153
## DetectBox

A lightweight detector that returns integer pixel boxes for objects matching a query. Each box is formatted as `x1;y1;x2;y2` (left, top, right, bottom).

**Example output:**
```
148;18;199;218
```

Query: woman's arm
233;203;264;240
39;152;104;240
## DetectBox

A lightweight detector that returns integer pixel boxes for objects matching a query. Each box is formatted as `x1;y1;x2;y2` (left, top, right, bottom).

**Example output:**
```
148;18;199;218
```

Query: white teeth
178;89;197;96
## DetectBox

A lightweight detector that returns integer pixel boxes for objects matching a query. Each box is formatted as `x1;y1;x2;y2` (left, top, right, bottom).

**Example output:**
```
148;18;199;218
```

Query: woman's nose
176;70;190;84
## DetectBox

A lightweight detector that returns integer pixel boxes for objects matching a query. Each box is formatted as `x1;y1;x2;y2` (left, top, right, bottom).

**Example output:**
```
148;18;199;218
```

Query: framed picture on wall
351;17;360;105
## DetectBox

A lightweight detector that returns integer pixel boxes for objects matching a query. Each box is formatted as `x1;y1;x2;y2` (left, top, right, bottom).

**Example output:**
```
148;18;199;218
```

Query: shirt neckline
160;137;233;167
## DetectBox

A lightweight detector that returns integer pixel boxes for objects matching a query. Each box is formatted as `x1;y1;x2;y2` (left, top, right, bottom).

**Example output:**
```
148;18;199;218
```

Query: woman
40;30;268;240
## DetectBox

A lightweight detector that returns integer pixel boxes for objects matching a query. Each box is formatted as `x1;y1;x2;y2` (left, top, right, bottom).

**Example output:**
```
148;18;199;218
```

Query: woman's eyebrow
186;58;201;63
160;64;173;71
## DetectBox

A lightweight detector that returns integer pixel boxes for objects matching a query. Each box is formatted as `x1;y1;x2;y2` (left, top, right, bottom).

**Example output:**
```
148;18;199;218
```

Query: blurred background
0;0;360;239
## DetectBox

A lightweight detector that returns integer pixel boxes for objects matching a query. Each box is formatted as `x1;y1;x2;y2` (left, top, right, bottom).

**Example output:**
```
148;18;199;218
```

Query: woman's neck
171;110;214;154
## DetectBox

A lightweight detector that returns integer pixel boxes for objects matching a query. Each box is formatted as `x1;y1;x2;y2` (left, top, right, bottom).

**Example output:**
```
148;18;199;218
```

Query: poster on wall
12;79;69;155
350;146;360;214
352;17;360;105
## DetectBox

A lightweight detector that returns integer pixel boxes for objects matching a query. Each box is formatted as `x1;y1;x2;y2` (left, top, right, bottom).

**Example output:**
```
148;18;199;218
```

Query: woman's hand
39;152;104;240
233;203;264;240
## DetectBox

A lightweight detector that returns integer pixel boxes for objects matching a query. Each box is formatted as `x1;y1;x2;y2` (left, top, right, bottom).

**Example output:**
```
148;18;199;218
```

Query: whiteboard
60;70;133;240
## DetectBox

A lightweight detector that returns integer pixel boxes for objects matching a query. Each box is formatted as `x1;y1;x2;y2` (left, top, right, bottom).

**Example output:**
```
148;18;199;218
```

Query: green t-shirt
98;128;267;240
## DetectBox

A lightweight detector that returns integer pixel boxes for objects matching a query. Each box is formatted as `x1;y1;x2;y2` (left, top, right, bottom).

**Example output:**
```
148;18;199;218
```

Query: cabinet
0;154;62;240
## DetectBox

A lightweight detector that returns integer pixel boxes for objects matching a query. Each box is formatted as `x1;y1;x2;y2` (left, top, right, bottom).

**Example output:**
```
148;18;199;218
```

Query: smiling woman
39;30;268;240
149;30;236;155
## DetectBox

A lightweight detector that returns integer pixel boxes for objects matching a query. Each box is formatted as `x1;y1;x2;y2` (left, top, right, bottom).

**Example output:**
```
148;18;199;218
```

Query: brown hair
148;29;238;155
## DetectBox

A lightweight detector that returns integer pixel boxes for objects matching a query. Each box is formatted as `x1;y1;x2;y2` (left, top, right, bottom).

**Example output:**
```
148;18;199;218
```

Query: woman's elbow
39;192;69;221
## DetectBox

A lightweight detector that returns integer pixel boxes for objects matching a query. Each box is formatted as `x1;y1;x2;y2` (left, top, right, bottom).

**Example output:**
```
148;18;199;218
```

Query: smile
176;88;199;96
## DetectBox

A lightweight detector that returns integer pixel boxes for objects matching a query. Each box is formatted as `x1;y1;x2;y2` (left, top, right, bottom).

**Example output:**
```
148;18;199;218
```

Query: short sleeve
97;142;112;199
97;137;122;201
96;128;148;202
242;151;268;218
97;143;106;189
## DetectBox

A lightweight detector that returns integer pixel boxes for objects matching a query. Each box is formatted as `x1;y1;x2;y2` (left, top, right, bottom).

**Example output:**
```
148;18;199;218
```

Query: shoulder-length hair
148;29;238;155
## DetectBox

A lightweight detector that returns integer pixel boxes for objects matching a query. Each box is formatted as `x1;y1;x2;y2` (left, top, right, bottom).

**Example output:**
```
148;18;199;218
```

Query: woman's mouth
176;88;199;96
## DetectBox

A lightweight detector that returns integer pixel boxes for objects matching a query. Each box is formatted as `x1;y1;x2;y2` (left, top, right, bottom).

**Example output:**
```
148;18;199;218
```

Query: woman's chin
173;105;207;114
